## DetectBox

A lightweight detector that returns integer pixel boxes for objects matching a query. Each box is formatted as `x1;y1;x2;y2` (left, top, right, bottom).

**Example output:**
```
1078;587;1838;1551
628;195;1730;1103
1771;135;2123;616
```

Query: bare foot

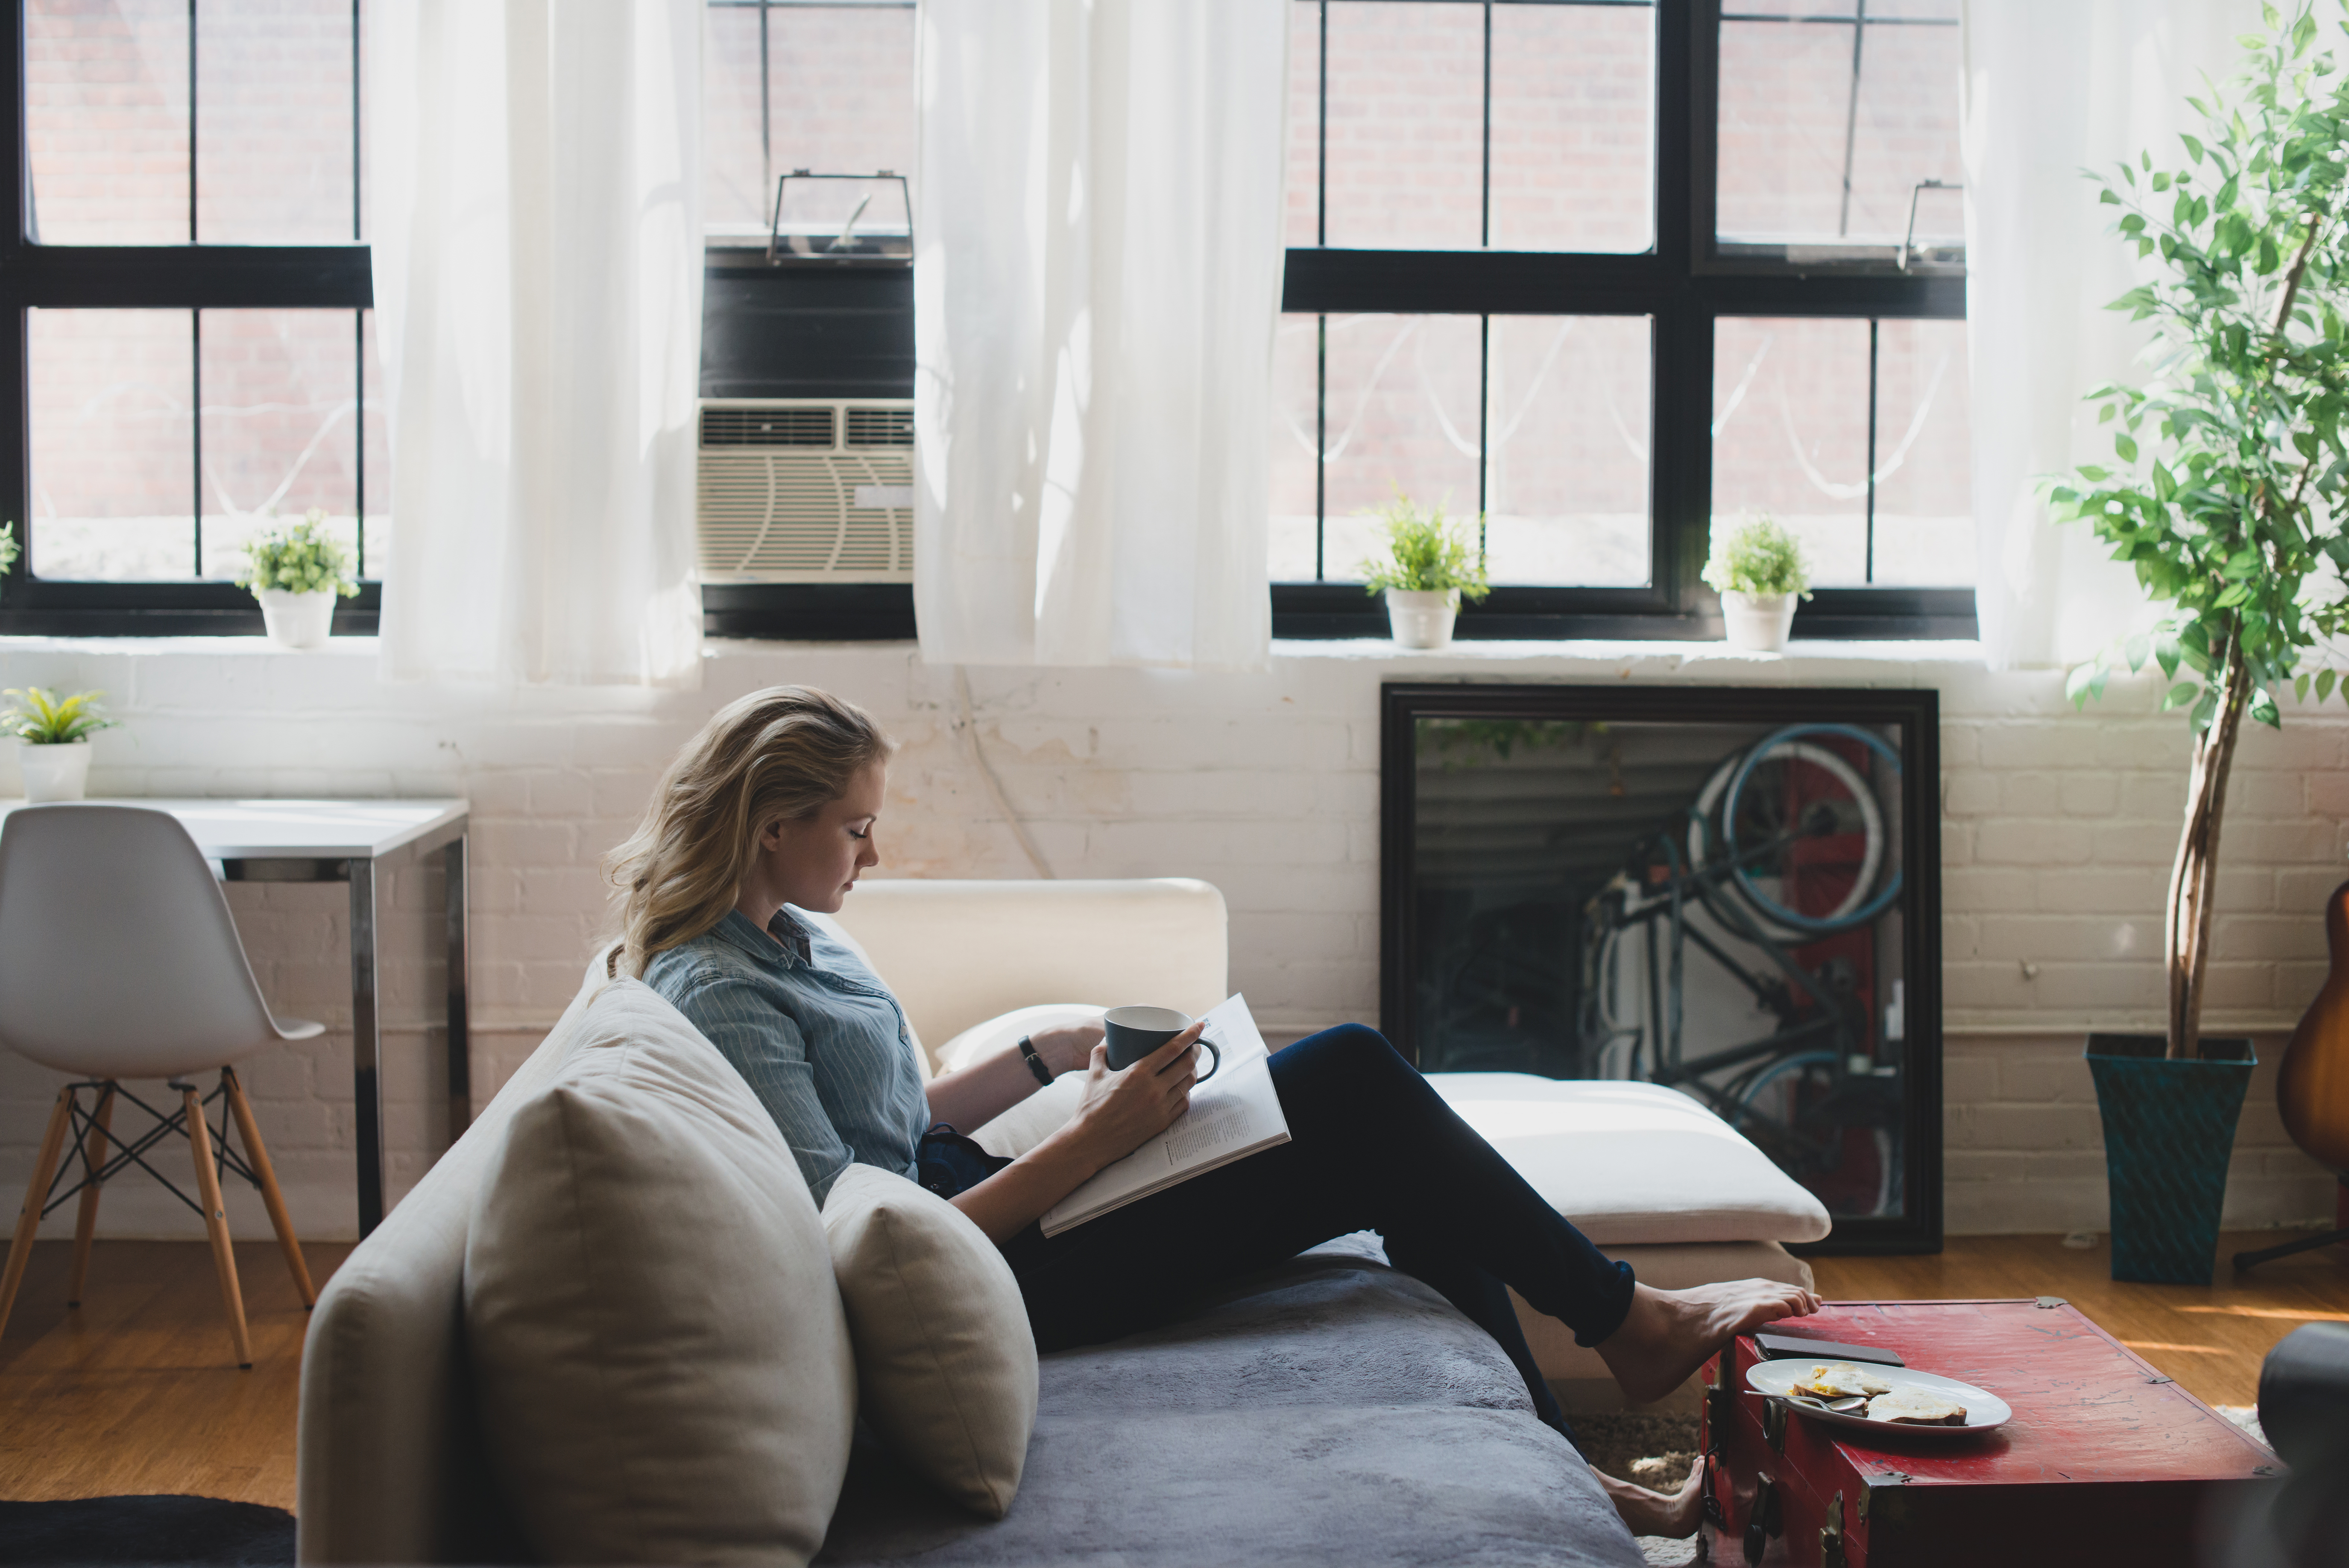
1592;1461;1705;1539
1595;1279;1822;1406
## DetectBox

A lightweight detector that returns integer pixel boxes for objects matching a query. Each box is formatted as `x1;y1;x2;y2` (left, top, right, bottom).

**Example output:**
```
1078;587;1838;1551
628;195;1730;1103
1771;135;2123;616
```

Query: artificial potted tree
1359;493;1489;652
1703;514;1810;654
2047;3;2349;1283
6;687;117;803
237;510;359;650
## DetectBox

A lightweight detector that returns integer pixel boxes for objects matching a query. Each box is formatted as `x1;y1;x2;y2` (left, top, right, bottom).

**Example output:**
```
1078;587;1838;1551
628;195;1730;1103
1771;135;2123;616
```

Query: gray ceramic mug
1101;1005;1221;1084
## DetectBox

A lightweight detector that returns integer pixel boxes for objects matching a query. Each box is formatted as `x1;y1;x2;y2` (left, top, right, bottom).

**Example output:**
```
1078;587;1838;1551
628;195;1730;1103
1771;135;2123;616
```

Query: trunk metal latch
1820;1490;1848;1568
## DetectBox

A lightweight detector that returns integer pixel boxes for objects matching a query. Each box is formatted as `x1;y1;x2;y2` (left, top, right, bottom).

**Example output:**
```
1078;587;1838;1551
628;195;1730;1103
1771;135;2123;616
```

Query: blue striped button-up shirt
644;906;928;1205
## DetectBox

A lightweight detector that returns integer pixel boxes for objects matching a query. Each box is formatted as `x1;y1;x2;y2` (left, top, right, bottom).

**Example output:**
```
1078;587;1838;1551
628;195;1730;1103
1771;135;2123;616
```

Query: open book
1040;994;1290;1237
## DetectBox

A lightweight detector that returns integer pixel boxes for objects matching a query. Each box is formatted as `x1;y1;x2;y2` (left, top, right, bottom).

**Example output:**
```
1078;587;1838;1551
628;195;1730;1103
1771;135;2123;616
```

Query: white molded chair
0;803;325;1366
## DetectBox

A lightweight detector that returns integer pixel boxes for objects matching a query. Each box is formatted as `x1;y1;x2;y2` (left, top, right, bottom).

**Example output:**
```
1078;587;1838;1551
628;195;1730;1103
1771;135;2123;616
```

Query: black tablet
1753;1333;1906;1368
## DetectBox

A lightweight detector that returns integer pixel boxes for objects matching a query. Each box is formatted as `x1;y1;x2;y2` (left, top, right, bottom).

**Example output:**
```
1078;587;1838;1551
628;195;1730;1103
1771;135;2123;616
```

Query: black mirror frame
1379;679;1944;1255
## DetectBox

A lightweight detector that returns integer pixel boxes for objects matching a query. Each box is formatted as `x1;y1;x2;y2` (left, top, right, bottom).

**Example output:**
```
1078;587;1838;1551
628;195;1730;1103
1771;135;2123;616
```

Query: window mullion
192;307;203;577
1865;316;1880;585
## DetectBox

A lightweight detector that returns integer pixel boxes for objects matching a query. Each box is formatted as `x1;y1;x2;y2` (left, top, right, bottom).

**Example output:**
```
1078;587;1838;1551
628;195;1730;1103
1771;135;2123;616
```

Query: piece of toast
1866;1386;1969;1425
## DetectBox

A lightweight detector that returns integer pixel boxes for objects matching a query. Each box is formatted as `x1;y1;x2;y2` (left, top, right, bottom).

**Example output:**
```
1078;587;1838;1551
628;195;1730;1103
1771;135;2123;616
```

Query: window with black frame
0;0;381;637
1277;0;1974;642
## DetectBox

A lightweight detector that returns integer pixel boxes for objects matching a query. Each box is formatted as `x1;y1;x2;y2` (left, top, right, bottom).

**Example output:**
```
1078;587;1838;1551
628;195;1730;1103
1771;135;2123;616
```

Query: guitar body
2278;880;2349;1173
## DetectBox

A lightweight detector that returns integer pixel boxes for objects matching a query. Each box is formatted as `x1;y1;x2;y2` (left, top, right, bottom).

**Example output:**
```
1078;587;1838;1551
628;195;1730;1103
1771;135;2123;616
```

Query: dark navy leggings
918;1023;1636;1440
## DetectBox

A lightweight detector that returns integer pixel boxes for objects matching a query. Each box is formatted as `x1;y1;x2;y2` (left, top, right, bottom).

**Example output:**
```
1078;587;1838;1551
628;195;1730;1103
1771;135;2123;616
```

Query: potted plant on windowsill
1703;514;1811;654
5;687;117;803
237;510;358;650
2046;3;2349;1284
1359;492;1490;652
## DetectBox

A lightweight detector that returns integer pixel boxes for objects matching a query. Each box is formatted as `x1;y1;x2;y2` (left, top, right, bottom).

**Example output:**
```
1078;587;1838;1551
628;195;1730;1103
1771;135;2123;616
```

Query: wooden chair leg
183;1084;253;1369
222;1067;313;1308
67;1083;116;1308
0;1086;76;1344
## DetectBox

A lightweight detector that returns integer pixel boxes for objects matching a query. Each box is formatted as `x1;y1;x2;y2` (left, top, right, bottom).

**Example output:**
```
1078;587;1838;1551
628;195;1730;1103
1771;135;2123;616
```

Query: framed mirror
1380;683;1942;1253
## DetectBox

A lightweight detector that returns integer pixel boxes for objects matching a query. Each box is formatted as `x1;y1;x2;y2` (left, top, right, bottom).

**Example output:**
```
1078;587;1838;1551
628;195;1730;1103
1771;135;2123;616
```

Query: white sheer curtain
1961;0;2263;668
913;0;1288;671
369;0;703;686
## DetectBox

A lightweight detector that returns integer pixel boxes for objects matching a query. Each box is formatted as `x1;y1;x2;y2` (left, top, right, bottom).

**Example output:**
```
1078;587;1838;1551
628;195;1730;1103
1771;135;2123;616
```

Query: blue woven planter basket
2085;1033;2255;1285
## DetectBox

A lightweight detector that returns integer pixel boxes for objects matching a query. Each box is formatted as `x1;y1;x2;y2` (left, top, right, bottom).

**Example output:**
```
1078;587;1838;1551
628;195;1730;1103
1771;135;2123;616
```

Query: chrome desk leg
349;857;384;1237
445;834;472;1143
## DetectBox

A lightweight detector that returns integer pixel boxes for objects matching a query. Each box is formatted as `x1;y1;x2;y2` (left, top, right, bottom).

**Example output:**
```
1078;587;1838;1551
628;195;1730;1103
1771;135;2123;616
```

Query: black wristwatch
1017;1035;1054;1086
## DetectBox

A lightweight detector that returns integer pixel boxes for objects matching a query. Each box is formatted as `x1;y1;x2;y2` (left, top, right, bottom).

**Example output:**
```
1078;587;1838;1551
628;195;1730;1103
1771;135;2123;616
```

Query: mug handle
1192;1035;1221;1085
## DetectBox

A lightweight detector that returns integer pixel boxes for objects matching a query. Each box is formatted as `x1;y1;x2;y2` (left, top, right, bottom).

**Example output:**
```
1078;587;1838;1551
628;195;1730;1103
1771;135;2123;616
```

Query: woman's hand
1066;1022;1202;1168
1031;1017;1105;1077
946;1023;1205;1243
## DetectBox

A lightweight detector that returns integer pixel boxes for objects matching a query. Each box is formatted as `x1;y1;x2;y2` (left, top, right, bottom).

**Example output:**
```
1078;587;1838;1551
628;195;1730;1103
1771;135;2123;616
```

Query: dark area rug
0;1496;294;1566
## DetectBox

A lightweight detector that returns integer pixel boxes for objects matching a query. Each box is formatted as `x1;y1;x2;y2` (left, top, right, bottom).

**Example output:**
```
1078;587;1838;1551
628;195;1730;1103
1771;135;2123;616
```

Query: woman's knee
1277;1022;1431;1120
1294;1021;1403;1068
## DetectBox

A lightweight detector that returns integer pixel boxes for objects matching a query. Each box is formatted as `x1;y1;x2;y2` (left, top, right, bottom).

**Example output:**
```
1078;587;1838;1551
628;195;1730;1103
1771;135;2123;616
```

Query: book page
1041;994;1289;1234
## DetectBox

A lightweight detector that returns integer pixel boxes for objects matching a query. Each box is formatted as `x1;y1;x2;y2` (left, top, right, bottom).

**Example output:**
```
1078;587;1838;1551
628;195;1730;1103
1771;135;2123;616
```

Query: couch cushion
828;879;1226;1068
463;981;855;1567
1427;1073;1833;1246
814;1251;1643;1567
822;1164;1039;1518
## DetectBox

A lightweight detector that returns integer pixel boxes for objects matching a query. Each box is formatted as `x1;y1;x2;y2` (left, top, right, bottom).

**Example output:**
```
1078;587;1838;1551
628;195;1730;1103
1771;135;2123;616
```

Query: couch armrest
828;878;1227;1067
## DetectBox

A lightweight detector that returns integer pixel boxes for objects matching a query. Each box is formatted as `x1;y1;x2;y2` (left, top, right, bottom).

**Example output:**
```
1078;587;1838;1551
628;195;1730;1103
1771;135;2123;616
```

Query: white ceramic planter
257;588;338;650
1385;589;1459;651
19;740;91;803
1721;589;1798;653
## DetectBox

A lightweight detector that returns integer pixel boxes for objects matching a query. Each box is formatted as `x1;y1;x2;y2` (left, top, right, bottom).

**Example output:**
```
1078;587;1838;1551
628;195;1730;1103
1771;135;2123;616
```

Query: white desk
0;798;471;1236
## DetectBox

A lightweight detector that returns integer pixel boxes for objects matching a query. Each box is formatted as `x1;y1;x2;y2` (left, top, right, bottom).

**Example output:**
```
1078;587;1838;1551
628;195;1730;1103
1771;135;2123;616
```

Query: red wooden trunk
1695;1299;2279;1566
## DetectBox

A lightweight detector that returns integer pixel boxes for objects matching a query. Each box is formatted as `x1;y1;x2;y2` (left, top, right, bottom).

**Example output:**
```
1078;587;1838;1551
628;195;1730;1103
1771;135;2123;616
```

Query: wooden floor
0;1239;352;1512
0;1232;2343;1512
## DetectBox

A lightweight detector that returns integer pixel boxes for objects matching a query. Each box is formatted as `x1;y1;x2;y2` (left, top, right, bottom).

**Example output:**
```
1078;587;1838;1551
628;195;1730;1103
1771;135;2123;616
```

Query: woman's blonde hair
606;685;894;976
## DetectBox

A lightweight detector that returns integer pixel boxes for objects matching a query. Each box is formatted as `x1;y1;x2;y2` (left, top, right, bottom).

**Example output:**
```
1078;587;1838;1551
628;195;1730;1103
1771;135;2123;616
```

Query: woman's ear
753;815;789;852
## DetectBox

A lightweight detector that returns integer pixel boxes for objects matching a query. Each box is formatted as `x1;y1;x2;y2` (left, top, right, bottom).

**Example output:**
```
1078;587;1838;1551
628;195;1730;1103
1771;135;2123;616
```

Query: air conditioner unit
695;398;914;582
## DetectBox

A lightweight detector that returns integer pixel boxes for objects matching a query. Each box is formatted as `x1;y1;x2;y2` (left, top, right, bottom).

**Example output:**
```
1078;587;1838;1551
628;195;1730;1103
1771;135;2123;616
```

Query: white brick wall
0;635;2336;1243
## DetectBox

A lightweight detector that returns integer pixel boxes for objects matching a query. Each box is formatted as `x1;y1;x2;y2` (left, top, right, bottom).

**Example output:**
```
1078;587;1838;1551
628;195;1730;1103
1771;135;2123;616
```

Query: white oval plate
1744;1360;2012;1438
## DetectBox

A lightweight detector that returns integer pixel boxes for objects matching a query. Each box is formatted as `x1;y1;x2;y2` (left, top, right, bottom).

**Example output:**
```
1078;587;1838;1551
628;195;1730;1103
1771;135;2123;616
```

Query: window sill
1265;636;1989;671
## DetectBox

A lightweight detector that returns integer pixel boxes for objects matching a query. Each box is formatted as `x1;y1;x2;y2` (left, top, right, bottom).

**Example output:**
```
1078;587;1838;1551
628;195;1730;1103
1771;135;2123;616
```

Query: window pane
199;310;360;580
1286;0;1320;248
26;0;191;244
1485;316;1649;587
705;0;769;232
1322;314;1480;578
1268;315;1321;581
1488;4;1653;253
1717;14;1961;247
704;1;917;240
1323;2;1482;250
196;0;355;243
1710;317;1869;583
30;310;195;580
1870;318;1971;586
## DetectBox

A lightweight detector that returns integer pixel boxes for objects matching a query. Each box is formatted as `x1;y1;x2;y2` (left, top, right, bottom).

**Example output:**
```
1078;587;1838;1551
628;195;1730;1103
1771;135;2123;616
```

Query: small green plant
0;521;18;574
3;687;117;746
1357;491;1491;601
1702;514;1812;599
235;510;358;598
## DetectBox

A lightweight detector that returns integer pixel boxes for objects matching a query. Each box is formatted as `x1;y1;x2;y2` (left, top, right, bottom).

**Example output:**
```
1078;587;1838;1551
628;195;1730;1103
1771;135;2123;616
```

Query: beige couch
296;875;1815;1562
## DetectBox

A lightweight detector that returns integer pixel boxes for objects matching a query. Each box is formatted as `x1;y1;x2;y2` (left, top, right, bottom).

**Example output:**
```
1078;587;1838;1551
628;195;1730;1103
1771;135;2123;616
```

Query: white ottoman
1426;1073;1833;1411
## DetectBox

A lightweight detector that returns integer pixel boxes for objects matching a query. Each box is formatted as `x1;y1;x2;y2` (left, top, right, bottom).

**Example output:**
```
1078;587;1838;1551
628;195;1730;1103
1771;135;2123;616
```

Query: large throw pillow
463;981;856;1567
821;1164;1039;1518
934;1001;1110;1075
